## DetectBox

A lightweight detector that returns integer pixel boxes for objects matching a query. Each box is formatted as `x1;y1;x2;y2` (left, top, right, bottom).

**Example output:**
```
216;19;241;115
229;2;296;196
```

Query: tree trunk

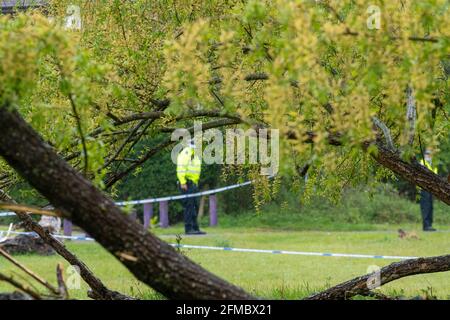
303;130;450;205
1;105;448;300
0;107;253;300
306;254;450;300
369;144;450;205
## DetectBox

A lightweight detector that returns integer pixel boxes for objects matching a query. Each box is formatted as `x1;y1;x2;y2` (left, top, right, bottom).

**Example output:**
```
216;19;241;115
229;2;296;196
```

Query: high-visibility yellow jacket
177;147;201;185
418;159;438;194
420;159;438;174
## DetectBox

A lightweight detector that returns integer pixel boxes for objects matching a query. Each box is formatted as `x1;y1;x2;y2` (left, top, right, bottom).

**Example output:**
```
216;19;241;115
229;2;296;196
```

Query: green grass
1;223;449;300
220;188;450;231
1;188;448;299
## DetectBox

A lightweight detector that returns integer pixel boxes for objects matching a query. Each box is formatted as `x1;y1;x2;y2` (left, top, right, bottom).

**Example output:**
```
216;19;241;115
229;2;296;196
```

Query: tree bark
368;144;450;205
306;254;450;300
295;129;450;205
0;107;253;300
1;105;448;300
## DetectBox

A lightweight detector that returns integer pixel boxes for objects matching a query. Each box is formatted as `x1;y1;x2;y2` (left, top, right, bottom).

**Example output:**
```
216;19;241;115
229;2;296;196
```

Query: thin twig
372;116;395;151
56;263;69;299
0;203;62;217
0;247;60;295
0;272;42;300
68;92;89;177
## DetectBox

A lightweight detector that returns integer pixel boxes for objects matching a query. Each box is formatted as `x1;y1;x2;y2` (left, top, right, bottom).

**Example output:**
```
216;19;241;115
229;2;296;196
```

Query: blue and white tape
0;223;13;243
171;244;418;260
0;230;418;260
0;230;95;242
0;212;15;217
115;178;261;206
0;177;266;217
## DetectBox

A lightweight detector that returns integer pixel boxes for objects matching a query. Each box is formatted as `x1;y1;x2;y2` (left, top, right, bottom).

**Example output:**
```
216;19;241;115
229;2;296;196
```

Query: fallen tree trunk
306;254;450;300
1;105;448;300
0;233;55;255
0;292;33;300
0;107;253;300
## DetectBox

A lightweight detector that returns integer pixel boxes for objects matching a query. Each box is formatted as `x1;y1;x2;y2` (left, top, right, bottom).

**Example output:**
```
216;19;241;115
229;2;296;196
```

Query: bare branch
0;247;60;295
0;272;42;300
405;86;417;145
0;203;61;217
343;29;439;43
101;119;148;170
0;189;134;300
105;117;243;188
56;263;69;299
372;116;395;151
0;107;254;300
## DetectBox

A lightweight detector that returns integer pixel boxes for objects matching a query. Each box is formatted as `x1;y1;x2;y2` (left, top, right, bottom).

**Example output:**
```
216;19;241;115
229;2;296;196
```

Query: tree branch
406;86;416;146
56;263;69;299
0;246;60;295
287;126;450;204
306;254;450;300
0;203;60;217
0;272;43;300
104;117;243;188
0;106;254;300
372;116;395;151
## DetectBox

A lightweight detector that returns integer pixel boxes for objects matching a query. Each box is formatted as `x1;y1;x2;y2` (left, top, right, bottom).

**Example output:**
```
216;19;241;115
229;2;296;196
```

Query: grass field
1;217;449;300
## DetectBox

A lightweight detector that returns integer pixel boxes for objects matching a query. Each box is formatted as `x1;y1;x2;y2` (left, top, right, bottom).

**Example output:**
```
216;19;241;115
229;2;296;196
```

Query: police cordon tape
0;230;419;260
0;230;95;242
0;212;15;217
0;177;265;217
0;223;13;242
0;178;424;261
115;178;258;206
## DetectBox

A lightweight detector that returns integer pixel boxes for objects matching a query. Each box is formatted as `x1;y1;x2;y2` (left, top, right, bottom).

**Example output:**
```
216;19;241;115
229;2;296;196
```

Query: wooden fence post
130;209;137;221
63;219;72;237
159;201;169;228
143;203;153;230
209;194;217;226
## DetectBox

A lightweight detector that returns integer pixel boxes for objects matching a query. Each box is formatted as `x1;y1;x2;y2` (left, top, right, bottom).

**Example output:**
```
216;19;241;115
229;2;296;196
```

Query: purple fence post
159;201;169;228
209;194;217;226
63;219;73;237
143;203;153;230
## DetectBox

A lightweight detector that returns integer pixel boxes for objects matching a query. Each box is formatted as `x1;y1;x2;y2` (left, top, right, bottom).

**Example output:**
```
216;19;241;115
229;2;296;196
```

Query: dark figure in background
179;180;201;234
419;150;438;232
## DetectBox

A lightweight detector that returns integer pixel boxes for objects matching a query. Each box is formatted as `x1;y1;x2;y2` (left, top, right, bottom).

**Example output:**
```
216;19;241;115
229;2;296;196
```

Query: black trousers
420;190;433;229
180;180;200;233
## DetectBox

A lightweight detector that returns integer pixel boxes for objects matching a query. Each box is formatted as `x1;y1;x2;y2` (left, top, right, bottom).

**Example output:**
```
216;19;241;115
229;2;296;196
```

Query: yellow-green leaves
161;0;449;200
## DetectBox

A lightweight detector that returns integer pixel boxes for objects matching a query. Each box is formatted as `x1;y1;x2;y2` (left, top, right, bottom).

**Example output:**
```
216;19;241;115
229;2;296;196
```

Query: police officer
177;139;206;235
419;149;438;232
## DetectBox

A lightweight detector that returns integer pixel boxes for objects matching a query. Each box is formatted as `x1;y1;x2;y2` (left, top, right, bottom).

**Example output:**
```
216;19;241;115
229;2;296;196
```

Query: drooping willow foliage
0;0;448;205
